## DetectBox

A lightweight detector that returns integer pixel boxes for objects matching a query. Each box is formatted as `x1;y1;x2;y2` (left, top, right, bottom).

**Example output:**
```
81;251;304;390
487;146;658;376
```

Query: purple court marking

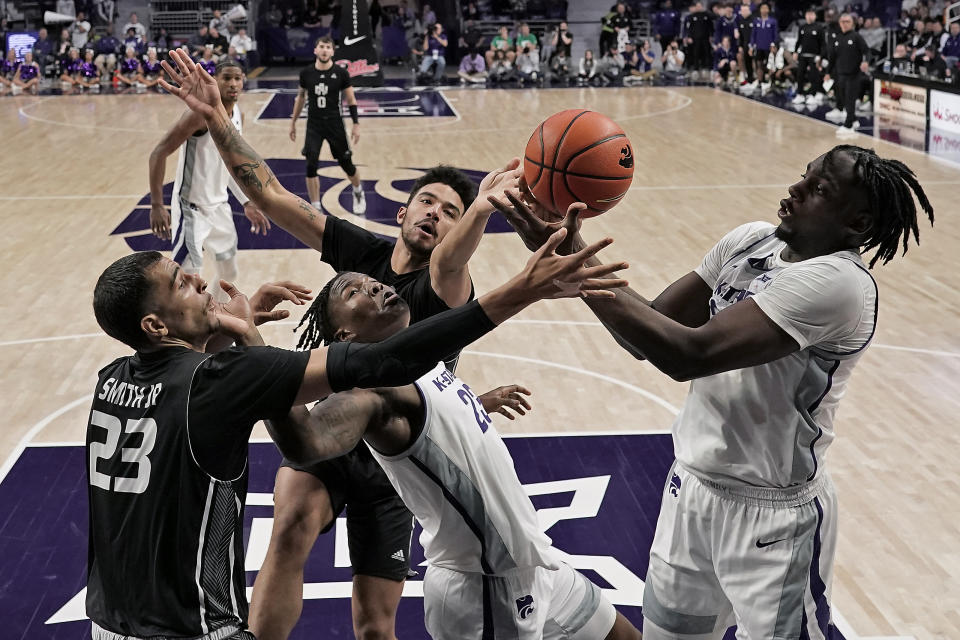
1;434;847;639
257;89;457;120
110;159;515;253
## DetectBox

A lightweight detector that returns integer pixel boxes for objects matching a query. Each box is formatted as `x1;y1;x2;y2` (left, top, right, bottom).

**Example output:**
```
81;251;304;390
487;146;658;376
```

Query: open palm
159;48;221;117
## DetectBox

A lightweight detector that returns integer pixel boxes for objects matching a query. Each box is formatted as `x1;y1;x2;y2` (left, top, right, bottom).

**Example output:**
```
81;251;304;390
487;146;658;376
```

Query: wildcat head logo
669;473;682;497
111;160;512;252
619;145;634;169
516;594;535;620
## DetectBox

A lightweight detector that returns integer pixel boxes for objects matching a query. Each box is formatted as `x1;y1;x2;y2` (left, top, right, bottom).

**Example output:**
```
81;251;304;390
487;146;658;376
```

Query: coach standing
825;13;869;138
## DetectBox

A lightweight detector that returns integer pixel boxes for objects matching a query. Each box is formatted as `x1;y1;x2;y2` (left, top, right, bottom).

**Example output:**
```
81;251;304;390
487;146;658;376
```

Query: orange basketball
523;109;635;218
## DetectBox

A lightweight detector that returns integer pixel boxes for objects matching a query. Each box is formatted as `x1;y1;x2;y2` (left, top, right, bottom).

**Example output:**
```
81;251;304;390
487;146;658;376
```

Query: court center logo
110;160;514;252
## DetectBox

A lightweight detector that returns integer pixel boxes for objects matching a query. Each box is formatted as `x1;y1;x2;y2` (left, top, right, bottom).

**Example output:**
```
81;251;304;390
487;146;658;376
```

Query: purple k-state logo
516;594;535;620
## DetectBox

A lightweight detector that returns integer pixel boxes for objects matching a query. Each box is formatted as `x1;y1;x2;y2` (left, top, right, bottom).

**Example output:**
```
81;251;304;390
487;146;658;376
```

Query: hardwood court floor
1;86;958;639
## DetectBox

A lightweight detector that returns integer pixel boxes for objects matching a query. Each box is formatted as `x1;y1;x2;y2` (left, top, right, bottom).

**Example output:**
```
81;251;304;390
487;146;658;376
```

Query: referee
825;13;869;137
290;36;366;214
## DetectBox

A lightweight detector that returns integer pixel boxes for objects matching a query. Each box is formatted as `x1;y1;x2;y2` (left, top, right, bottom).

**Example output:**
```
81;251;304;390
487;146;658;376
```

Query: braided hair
294;272;348;350
824;145;934;268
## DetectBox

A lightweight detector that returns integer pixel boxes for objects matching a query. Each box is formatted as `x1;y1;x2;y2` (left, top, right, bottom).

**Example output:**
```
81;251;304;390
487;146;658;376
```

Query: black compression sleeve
348;104;359;124
326;300;495;392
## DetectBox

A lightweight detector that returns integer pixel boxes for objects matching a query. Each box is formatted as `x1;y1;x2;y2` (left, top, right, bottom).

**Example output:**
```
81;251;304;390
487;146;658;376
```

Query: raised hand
474;157;523;217
493;189;585;255
212;280;256;340
249;281;313;325
159;48;222;118
243;202;271;235
479;385;532;420
519;227;628;300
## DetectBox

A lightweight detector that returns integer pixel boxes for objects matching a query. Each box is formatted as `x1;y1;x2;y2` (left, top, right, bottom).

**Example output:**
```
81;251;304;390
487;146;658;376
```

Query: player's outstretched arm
147;109;204;240
293;228;629;404
160;48;328;251
429;157;524;307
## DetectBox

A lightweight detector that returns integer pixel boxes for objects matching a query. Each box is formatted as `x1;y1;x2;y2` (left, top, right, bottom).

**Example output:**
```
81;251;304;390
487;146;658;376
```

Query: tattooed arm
159;49;329;251
265;388;394;465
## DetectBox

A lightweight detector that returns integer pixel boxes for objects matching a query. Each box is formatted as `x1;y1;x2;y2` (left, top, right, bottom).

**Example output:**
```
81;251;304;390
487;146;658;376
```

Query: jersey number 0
89;410;157;494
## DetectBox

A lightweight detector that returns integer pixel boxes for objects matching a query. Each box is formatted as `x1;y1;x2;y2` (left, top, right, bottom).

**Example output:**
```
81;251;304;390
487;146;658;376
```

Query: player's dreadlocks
294;272;348;350
825;145;934;268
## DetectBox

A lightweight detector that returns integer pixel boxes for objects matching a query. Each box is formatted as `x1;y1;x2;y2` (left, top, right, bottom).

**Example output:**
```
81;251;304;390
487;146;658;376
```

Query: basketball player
291;36;365;214
267;269;643;640
86;220;627;640
494;145;934;639
159;48;526;640
148;58;270;302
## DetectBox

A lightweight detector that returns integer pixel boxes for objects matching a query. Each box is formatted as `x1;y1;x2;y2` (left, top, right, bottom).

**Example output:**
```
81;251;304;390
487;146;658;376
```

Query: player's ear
396;206;408;225
141;314;167;342
334;327;354;342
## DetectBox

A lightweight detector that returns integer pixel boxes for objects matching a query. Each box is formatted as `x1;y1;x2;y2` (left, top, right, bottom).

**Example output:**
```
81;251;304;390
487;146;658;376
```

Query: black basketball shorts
302;120;351;164
282;445;415;582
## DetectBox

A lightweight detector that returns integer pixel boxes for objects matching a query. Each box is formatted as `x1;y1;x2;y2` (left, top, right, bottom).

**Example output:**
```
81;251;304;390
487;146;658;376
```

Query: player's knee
305;160;319;178
353;616;395;640
338;153;356;177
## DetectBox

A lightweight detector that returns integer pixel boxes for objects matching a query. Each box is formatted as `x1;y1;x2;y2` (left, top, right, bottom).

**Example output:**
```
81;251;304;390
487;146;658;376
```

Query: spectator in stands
662;37;687;80
124;27;144;55
422;4;437;29
397;0;418;39
715;4;737;49
771;44;798;89
56;0;76;18
750;2;778;90
734;2;754;84
942;22;960;66
95;0;116;27
71;11;92;49
33;28;54;77
907;19;932;56
208;27;230;59
516;40;540;84
94;25;121;79
610;2;632;51
792;9;825;105
548;21;573;61
713;34;737;85
489;48;515;83
460;19;484;53
123;13;146;39
550;48;571;83
137;47;163;88
578;48;598;84
154;28;170;55
917;42;949;78
0;49;18;95
190;26;209;57
60;46;82;88
419;22;448;83
78;47;101;89
464;1;481;21
621;41;643;85
861;17;885;55
600;6;617;53
598;42;625;84
116;45;141;86
458;48;487;83
370;0;383;35
11;50;40;94
303;4;323;28
890;43;915;74
515;23;538;53
57;28;73;68
487;26;515;67
684;1;715;78
653;0;681;47
230;28;254;69
281;7;302;28
265;6;283;27
929;18;948;51
197;45;217;76
209;10;231;37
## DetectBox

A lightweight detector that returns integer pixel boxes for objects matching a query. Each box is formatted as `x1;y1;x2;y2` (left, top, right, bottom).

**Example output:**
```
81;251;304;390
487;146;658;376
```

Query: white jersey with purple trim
368;363;560;574
172;103;242;207
673;221;877;488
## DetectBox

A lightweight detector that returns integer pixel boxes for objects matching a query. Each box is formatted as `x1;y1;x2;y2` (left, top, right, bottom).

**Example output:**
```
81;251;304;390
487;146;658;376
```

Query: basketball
523;109;635;218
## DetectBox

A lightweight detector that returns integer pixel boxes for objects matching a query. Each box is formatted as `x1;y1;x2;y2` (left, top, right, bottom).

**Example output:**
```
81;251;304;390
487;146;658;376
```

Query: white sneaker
352;188;366;215
10;84;22;95
822;78;834;92
825;108;845;120
836;124;857;137
856;100;872;113
792;94;806;104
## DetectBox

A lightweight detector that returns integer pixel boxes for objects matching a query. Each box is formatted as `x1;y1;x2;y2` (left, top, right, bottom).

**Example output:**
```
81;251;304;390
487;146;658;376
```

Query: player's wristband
348;104;359;124
326;300;494;392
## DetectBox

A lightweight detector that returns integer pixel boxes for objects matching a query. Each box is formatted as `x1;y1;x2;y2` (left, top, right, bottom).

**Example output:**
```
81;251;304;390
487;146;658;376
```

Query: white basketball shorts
423;561;617;640
171;199;237;270
642;462;837;640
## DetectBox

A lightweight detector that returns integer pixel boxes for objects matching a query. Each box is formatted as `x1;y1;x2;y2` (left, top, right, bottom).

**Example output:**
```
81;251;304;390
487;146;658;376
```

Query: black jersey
829;30;869;74
796;22;826;57
300;63;352;127
85;346;309;638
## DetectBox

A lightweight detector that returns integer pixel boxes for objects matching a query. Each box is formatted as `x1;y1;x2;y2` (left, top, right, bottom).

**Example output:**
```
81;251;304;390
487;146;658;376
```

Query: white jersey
674;222;878;488
368;363;559;575
172;103;242;207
